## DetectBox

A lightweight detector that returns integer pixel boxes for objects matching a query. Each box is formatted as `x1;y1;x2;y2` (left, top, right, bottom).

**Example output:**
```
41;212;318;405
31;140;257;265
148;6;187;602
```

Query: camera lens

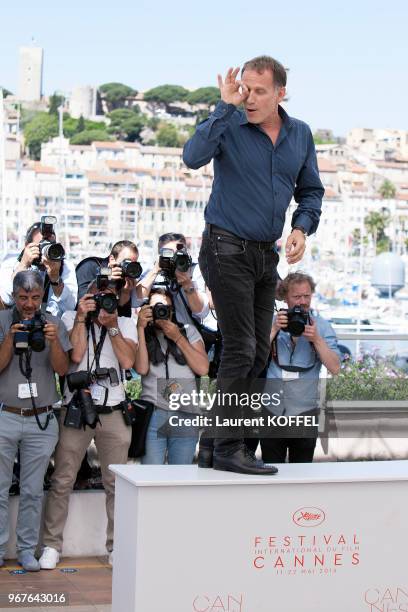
30;329;46;352
121;260;142;279
153;303;170;320
99;293;118;314
174;253;190;272
41;241;65;261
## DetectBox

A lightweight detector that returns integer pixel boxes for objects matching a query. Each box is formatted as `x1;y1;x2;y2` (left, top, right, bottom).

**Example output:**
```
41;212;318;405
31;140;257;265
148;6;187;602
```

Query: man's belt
205;223;276;251
2;405;53;417
95;403;123;415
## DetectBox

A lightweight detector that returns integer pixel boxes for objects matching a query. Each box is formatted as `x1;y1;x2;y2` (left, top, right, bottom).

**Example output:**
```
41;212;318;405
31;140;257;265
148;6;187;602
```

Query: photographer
139;233;209;325
76;240;142;317
135;288;208;464
0;218;77;318
0;271;70;571
260;272;341;463
39;281;138;570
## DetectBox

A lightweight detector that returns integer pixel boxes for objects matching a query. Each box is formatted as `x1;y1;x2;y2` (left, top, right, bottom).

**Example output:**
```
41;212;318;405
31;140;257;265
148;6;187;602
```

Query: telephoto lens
40;241;65;261
78;389;99;428
121;259;143;279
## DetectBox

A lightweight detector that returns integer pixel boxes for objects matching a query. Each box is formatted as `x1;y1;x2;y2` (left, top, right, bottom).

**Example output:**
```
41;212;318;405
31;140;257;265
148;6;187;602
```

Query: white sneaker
39;546;60;570
108;551;113;567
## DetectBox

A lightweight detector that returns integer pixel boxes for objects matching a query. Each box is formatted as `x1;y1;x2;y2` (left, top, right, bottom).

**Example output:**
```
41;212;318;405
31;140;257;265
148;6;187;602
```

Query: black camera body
14;313;47;354
282;306;310;337
33;216;65;265
93;292;119;316
152;302;171;321
65;366;120;430
67;367;119;392
159;244;192;279
96;267;114;291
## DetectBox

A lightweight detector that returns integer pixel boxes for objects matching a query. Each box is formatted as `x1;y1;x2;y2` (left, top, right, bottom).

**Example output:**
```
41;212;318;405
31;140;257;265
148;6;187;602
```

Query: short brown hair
242;55;287;88
110;240;138;259
277;272;316;301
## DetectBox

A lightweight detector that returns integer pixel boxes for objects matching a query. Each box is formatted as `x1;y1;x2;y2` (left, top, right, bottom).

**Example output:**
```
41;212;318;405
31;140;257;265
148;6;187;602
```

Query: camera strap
19;351;50;431
272;332;317;372
87;323;109;407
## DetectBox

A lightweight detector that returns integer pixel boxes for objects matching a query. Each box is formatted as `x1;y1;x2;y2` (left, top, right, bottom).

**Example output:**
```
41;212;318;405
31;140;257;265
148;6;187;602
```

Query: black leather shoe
197;446;214;468
213;447;278;475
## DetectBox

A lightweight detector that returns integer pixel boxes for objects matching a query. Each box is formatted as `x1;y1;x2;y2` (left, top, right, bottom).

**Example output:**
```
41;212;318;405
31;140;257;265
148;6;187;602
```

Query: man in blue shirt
183;55;324;474
262;272;341;463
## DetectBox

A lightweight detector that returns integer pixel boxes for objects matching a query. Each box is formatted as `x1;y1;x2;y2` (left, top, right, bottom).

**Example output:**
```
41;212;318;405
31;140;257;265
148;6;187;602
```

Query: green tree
24;112;58;159
144;84;189;104
63;115;106;138
156;123;182;147
76;114;85;133
70;129;113;145
99;83;137;111
313;134;336;144
48;92;64;115
0;87;12;97
108;108;145;142
186;87;220;106
378;179;396;199
364;209;391;254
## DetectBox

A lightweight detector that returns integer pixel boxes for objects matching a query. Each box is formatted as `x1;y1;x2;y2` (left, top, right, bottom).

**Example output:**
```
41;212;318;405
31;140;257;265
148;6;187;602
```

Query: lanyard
87;323;107;371
87;323;109;406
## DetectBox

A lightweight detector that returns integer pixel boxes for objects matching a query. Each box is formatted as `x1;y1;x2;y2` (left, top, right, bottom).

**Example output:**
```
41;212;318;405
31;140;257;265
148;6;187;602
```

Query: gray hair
13;270;44;296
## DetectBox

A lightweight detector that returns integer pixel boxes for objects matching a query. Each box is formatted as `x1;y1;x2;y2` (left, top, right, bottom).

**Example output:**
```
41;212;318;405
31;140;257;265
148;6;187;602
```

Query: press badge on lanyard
281;370;300;380
18;383;39;398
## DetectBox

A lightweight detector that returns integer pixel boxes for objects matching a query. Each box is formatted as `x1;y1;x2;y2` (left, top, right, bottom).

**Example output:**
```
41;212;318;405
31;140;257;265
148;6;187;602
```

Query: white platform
110;461;408;612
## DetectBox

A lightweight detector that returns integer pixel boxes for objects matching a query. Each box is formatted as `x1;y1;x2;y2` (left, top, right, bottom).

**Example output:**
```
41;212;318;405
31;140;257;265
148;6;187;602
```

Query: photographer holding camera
39;279;138;570
0;271;70;571
0;217;77;318
140;233;209;325
260;272;341;463
76;240;142;317
135;288;208;464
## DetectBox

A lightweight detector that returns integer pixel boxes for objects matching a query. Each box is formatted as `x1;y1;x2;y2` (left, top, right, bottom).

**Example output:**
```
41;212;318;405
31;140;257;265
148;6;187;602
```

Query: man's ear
278;87;286;103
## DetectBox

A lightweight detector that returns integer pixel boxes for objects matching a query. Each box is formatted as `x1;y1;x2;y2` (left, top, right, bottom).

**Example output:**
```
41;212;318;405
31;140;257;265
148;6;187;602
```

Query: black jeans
260;437;317;463
198;224;278;455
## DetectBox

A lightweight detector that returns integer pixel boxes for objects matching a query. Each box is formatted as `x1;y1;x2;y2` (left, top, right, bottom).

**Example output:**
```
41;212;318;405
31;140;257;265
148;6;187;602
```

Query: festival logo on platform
192;594;244;611
364;587;408;611
292;507;326;527
252;506;360;577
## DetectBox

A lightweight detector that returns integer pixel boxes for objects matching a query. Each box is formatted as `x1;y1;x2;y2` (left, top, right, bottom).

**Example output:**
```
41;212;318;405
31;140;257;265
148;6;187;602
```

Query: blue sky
1;0;407;135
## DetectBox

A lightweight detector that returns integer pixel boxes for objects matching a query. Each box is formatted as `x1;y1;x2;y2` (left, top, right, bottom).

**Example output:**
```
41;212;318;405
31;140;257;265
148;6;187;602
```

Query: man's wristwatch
292;226;308;237
107;327;120;338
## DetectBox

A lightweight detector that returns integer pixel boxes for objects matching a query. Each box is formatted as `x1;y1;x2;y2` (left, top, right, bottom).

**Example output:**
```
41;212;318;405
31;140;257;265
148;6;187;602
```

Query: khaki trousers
42;409;131;553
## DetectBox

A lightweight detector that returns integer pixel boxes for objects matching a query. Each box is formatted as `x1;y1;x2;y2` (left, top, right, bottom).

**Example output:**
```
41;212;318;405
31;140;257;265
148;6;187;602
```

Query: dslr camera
33;216;65;265
14;312;47;354
152;302;171;321
120;259;143;280
159;243;192;279
64;367;119;429
281;306;310;337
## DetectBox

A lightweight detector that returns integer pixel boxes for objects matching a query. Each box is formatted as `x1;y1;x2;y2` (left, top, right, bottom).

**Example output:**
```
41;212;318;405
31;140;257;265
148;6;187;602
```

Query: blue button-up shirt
183;101;324;241
266;314;341;416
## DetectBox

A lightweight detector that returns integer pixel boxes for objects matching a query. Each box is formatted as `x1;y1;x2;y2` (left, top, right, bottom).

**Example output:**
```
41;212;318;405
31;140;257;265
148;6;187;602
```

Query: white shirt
0;255;78;318
133;263;210;323
61;311;138;407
